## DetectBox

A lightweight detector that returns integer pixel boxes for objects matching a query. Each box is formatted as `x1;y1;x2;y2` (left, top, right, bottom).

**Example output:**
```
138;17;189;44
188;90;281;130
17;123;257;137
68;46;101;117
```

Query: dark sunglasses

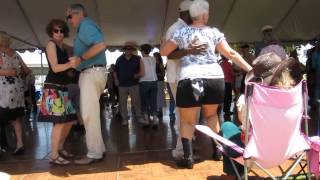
53;29;64;34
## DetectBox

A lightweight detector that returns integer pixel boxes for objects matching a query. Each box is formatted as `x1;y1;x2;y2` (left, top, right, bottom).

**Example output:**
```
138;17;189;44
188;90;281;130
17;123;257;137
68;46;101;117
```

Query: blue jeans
167;83;175;118
139;81;158;115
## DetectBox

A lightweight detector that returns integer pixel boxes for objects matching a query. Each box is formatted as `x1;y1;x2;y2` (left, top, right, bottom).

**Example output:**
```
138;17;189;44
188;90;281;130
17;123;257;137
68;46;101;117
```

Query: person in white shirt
139;44;159;128
161;0;252;169
165;0;193;161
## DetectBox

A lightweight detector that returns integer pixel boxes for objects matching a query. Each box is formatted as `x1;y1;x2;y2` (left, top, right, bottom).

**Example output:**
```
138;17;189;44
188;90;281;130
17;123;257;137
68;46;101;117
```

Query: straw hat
261;25;273;32
121;41;138;51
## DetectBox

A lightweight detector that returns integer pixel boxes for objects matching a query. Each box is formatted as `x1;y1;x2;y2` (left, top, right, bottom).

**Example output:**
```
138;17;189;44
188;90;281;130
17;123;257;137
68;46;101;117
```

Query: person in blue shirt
66;3;107;165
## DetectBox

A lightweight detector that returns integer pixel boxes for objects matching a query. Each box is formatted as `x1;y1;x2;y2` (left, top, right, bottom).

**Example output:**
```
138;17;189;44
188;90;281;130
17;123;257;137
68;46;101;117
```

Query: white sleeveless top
140;56;158;82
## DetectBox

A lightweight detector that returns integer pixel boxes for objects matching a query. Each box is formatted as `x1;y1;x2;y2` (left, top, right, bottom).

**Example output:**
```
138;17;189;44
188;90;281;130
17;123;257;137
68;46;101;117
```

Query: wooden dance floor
0;103;315;180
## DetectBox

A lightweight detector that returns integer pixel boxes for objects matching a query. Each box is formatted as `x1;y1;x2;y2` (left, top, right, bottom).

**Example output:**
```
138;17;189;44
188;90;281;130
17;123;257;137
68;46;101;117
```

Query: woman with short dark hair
38;19;78;165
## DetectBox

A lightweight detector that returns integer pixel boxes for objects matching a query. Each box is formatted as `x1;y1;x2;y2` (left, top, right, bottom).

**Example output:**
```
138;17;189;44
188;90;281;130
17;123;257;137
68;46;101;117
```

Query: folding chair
196;81;311;180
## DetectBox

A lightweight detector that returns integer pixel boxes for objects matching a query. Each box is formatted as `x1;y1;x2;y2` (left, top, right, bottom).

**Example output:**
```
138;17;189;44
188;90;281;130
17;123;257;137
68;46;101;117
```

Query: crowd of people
0;0;319;179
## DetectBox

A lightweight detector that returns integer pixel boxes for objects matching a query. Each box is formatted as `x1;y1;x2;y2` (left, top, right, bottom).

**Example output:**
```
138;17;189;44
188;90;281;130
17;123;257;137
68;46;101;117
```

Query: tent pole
221;0;236;31
16;0;42;47
7;34;41;49
159;0;170;42
273;0;300;33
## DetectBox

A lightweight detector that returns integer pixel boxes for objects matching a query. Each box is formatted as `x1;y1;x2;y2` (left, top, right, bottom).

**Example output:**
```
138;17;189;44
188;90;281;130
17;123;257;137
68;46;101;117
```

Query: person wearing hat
161;0;252;169
255;25;285;58
224;53;304;179
0;31;32;155
66;3;107;165
114;42;144;126
237;53;304;125
164;0;193;161
254;25;273;56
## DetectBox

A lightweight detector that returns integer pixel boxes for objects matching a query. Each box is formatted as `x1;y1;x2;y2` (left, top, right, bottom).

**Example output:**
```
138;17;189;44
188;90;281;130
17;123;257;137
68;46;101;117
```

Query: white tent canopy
1;0;320;50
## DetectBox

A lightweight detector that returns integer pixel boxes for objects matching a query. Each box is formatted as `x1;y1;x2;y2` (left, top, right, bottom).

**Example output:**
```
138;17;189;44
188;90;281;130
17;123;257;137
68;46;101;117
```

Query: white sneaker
152;115;159;127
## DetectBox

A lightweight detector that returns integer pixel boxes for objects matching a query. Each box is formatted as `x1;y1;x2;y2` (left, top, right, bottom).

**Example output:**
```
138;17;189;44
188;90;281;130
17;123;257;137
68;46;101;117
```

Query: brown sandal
49;155;71;165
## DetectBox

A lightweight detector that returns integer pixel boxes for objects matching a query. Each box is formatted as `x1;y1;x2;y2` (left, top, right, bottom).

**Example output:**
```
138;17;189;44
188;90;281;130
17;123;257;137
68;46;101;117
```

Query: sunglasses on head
53;29;64;34
66;14;73;20
66;11;79;20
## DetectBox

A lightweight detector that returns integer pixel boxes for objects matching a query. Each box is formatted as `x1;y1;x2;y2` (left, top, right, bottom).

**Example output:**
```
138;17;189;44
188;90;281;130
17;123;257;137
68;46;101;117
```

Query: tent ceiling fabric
1;0;319;50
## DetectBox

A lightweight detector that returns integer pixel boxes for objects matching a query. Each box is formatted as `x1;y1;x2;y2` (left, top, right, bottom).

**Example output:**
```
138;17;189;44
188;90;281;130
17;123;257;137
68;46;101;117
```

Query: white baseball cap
178;0;193;12
261;25;273;32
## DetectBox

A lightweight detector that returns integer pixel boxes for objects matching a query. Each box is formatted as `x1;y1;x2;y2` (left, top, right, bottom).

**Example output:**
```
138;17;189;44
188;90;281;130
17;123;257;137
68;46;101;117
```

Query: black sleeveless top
45;41;78;85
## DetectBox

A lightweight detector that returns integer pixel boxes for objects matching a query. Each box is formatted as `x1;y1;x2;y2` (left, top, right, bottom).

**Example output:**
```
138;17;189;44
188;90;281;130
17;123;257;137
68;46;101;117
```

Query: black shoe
176;138;194;169
12;146;24;155
176;158;193;169
193;154;201;162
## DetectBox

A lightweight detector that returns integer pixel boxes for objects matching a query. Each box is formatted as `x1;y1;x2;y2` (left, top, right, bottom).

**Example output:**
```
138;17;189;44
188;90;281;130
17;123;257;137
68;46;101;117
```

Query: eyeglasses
53;29;64;34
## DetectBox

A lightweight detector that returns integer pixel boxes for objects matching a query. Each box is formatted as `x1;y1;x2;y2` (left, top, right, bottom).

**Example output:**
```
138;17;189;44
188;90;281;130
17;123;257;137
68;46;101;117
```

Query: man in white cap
164;0;193;161
164;0;207;161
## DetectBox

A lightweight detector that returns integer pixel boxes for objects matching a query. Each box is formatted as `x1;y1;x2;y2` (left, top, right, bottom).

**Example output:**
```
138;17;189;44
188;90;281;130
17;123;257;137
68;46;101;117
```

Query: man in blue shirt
66;3;107;165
